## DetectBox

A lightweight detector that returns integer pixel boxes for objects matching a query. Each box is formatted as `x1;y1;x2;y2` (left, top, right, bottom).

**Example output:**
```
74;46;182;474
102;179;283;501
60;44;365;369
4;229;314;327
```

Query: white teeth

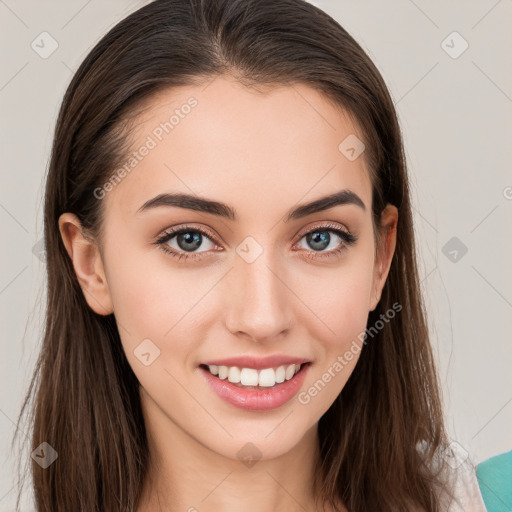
285;364;296;380
206;363;303;388
275;365;286;383
240;368;259;386
258;368;276;387
228;366;241;383
218;365;228;380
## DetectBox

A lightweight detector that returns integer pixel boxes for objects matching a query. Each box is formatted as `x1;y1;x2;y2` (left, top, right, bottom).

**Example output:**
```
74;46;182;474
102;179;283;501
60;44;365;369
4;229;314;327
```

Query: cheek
295;251;375;345
107;259;189;332
104;247;221;362
294;256;374;413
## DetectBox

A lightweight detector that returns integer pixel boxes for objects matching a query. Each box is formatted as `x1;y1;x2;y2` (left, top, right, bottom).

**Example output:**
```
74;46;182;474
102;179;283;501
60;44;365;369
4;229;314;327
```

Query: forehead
104;76;372;221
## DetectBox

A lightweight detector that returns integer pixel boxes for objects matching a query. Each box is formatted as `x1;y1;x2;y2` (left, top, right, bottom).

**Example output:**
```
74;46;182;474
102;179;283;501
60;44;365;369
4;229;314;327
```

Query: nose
224;248;294;343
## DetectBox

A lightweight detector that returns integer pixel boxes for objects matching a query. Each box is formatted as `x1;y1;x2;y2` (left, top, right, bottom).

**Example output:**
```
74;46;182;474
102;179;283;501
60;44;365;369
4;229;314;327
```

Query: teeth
218;365;228;380
240;368;258;386
228;366;241;383
258;368;275;387
207;363;302;388
285;364;296;380
275;365;286;384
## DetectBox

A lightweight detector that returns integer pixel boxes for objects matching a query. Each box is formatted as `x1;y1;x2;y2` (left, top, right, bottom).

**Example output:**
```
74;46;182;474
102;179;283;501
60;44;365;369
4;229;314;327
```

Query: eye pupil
178;231;202;251
307;231;330;251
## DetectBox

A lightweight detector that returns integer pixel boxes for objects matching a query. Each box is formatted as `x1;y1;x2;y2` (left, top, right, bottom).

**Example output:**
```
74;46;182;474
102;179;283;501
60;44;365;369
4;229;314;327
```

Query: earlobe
58;213;114;316
370;204;398;311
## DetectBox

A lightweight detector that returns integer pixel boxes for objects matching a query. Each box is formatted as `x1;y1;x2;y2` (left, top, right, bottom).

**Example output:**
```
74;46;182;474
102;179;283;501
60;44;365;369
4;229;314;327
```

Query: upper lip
201;355;311;370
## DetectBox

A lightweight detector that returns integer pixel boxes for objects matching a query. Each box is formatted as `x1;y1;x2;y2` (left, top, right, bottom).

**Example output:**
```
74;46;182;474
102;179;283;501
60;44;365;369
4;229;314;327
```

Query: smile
199;362;312;411
202;363;303;388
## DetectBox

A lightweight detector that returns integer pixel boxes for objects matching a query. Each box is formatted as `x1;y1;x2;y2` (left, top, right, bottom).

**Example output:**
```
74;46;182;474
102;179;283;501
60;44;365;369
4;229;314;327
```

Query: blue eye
302;228;355;251
155;225;218;262
154;223;357;263
295;224;357;261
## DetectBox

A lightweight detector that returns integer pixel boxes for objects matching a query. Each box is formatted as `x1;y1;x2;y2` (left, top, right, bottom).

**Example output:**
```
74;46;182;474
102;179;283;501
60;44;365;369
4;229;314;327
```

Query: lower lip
199;364;311;411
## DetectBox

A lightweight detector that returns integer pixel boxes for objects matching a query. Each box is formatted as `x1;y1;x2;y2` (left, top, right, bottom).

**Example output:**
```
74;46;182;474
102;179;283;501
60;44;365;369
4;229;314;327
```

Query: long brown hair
13;0;452;510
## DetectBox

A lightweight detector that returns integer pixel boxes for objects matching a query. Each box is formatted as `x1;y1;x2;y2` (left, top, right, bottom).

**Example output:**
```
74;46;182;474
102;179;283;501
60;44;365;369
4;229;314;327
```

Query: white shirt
433;444;487;511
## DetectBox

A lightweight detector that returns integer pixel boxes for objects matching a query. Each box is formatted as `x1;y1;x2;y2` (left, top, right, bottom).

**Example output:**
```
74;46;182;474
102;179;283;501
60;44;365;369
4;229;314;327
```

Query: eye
294;223;357;260
154;225;220;262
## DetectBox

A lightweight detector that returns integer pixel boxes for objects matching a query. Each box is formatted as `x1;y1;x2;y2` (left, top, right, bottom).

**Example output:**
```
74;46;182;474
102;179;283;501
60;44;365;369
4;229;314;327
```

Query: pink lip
199;363;311;411
201;355;311;370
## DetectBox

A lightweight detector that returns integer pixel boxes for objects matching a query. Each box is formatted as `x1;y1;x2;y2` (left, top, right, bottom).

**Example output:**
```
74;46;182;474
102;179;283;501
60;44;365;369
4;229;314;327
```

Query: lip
199;362;311;411
201;355;311;370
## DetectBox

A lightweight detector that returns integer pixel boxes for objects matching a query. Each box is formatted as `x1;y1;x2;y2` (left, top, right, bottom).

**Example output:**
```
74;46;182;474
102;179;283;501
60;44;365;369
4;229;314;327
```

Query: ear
369;204;398;312
58;213;114;316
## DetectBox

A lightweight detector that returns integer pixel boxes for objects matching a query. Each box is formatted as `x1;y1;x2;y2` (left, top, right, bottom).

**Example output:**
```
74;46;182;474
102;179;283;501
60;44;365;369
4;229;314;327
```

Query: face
60;76;397;463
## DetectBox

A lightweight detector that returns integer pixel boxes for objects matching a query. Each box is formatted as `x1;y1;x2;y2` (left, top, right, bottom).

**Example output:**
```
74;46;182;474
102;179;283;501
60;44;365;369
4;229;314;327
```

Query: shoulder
476;450;512;510
427;441;487;512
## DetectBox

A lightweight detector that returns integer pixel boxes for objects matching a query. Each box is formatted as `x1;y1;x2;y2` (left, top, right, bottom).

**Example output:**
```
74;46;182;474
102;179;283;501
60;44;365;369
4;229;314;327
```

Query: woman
14;0;487;510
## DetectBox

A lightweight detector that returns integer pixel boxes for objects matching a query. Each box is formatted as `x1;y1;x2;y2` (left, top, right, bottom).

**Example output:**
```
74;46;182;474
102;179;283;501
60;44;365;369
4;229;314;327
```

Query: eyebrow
137;189;366;222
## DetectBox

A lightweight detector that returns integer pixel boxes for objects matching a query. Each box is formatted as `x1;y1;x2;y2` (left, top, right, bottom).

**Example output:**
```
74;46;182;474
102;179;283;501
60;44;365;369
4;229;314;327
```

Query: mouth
199;362;312;390
198;361;312;411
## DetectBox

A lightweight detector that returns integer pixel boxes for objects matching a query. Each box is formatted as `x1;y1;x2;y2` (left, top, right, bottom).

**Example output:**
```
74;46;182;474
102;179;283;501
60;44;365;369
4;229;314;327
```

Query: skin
59;76;398;512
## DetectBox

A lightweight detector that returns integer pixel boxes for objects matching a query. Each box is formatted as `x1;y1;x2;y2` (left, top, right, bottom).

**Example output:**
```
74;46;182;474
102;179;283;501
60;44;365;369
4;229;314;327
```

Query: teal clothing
477;450;512;512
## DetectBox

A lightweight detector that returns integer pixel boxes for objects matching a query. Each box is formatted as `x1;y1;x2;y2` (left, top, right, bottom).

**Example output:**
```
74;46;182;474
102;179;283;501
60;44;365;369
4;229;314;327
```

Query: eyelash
154;223;357;263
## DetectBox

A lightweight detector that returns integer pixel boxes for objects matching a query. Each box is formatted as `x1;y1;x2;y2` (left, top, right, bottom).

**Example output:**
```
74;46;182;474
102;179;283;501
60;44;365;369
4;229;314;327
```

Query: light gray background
1;0;511;509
